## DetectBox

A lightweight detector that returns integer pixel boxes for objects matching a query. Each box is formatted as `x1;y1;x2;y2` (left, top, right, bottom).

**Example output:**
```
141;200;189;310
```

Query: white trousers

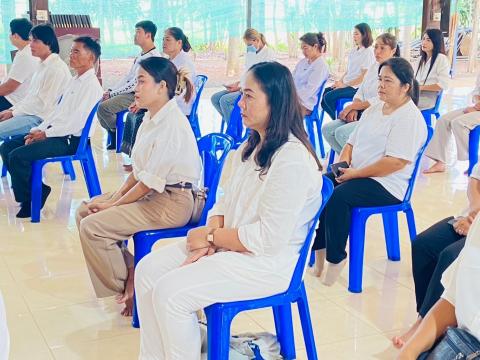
0;292;9;360
425;108;480;163
135;239;296;360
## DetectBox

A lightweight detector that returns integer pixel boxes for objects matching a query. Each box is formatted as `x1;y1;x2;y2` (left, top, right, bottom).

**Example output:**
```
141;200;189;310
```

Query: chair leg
205;306;233;360
405;207;417;241
81;147;101;197
116;113;125;153
382;212;400;261
308;250;315;267
327;150;335;170
30;162;44;223
62;160;76;181
273;304;296;359
315;110;326;158
305;116;317;152
297;284;318;360
348;212;368;293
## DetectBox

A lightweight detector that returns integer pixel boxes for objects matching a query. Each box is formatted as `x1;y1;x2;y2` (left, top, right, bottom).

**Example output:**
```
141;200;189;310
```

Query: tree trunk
226;37;240;77
287;32;298;58
401;26;414;62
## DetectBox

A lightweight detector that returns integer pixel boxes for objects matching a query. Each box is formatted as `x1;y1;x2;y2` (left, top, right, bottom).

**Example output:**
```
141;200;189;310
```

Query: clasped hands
452;215;475;236
24;130;47;145
338;106;359;122
334;166;359;183
182;226;218;266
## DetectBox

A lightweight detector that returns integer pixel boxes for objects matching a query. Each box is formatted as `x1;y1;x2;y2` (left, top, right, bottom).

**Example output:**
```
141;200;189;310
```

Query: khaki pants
76;188;193;298
97;93;135;131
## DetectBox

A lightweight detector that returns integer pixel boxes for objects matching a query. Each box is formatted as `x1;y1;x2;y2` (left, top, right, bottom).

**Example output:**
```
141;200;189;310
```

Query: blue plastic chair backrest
76;100;101;155
197;133;234;224
287;176;334;292
311;79;328;117
225;95;244;143
190;75;208;118
403;125;434;202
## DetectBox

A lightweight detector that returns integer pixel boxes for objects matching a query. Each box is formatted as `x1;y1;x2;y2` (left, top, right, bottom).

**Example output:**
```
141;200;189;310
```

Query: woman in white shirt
211;28;275;126
322;33;400;155
135;61;323;360
396;215;480;360
320;23;375;121
424;72;480;174
292;32;329;115
312;57;428;284
414;28;450;110
76;57;201;317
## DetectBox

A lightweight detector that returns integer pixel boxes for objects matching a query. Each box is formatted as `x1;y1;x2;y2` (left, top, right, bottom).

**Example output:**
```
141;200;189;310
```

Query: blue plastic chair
348;126;433;293
335;97;353;118
304;80;328;158
204;177;334;360
421;91;443;127
30;101;102;223
130;133;234;328
113;110;128;153
188;75;208;139
223;95;249;149
468;125;480;176
1;164;6;177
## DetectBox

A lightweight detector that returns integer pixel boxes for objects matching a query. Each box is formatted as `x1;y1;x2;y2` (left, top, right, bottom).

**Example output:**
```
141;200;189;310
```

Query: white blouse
347;100;427;200
414;53;450;109
241;45;276;87
353;62;380;106
208;135;323;257
131;99;202;193
292;57;329;111
441;215;480;341
343;46;375;88
170;50;197;116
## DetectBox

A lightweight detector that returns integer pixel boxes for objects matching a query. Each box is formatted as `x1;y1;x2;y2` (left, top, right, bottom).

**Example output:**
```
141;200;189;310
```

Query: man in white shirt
0;24;71;141
97;20;161;150
0;36;103;219
0;18;39;112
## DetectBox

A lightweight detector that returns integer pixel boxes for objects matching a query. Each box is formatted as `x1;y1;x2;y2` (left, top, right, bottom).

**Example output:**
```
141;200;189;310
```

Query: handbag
189;187;208;225
418;327;480;360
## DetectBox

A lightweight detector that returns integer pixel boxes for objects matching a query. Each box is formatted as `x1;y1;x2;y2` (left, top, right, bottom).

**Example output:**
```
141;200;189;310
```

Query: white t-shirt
292;57;329;110
414;53;450;109
343;46;375;88
4;44;40;105
170;50;196;116
353;62;380;106
347;100;428;200
240;45;276;87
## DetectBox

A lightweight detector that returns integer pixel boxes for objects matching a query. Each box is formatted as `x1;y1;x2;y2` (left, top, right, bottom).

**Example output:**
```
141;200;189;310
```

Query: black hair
73;36;101;61
355;23;374;48
242;61;322;176
135;20;157;42
30;24;59;54
376;33;401;57
299;32;327;53
416;28;445;84
10;18;33;41
166;27;191;52
138;57;193;103
379;57;420;105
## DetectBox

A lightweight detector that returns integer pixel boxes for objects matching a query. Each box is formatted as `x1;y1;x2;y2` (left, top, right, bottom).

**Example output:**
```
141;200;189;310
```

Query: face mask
246;44;257;53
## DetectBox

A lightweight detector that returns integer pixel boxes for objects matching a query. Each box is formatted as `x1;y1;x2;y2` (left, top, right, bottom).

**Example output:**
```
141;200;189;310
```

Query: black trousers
411;216;465;317
120;110;145;156
320;86;358;120
0;96;12;112
313;172;401;263
0;134;80;203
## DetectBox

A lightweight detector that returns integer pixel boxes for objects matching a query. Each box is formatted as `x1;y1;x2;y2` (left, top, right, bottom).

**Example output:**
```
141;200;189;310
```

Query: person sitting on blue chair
0;24;71;141
312;58;428;285
292;32;329;116
75;57;201;317
134;61;324;359
0;36;103;219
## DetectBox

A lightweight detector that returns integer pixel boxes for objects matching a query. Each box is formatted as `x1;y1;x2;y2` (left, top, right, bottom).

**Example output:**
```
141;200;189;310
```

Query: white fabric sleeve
7;53;34;84
385;114;425;162
354;81;366;101
296;62;328;108
347;107;371;145
361;48;375;70
207;150;238;218
434;55;450;90
237;147;317;256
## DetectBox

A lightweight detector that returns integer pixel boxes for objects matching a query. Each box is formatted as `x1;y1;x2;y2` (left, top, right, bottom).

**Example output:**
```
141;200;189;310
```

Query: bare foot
322;259;347;286
116;267;134;317
423;161;446;174
392;317;422;349
312;249;326;277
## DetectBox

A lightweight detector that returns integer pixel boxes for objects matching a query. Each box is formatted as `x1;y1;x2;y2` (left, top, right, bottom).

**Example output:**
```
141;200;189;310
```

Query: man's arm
0;79;21;97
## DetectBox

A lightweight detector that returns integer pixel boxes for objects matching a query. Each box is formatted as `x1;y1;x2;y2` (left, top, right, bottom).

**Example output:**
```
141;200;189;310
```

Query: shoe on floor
41;185;51;209
16;203;31;218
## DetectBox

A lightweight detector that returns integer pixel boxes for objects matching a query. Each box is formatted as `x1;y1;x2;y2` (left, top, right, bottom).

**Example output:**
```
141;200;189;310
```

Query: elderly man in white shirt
0;36;103;219
0;18;40;112
0;24;71;141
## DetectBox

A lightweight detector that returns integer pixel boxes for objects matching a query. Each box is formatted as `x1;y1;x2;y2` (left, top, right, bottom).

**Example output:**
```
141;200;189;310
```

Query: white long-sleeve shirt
292;57;329;111
109;48;162;97
353;62;380;106
170;50;196;116
208;135;323;257
31;68;103;138
414;53;450;109
240;45;276;87
343;46;375;88
11;53;71;120
131;99;202;193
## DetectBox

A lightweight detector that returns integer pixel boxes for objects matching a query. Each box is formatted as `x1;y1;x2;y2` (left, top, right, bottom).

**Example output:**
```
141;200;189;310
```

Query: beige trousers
425;108;480;163
76;188;194;298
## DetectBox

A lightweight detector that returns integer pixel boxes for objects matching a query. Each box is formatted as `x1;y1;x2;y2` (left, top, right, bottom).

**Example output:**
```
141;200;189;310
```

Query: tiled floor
0;77;477;359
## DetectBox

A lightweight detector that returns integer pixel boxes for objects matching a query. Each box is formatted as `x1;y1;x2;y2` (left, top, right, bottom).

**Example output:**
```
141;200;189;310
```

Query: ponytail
243;28;267;46
166;27;192;52
394;44;401;57
259;33;267;46
411;79;420;106
175;68;194;103
299;32;327;53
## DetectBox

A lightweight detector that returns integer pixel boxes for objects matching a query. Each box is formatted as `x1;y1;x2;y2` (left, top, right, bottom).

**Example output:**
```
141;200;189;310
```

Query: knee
151;276;190;317
437;247;460;270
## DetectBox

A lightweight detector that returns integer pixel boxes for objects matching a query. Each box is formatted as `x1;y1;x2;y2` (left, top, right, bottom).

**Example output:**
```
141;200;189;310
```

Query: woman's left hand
336;167;360;183
87;201;114;214
186;227;211;251
453;217;473;236
182;246;216;266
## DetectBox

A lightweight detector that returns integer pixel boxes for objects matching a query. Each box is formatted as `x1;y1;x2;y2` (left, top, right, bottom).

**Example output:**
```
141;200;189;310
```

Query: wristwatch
206;227;216;246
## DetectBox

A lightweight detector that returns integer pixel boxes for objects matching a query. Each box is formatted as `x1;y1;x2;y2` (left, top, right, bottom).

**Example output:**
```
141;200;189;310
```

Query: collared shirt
347;99;427;200
292;56;329;111
354;62;381;106
131;99;202;193
240;45;276;87
415;53;450;109
170;50;196;116
441;214;480;340
109;48;163;97
208;135;323;257
4;44;40;105
31;68;103;138
11;53;71;120
343;46;376;88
